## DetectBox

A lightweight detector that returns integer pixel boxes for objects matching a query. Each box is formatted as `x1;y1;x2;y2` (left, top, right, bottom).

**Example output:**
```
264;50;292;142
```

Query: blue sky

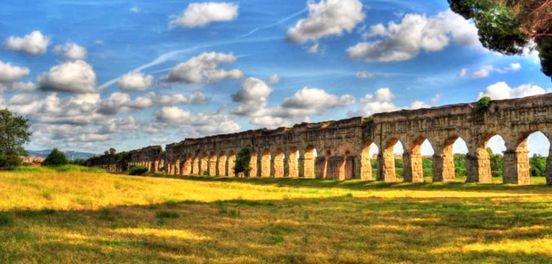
0;0;550;155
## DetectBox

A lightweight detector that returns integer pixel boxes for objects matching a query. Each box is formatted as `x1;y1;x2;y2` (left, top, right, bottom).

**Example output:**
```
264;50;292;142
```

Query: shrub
129;166;148;175
156;210;180;219
43;148;68;166
0;152;21;170
474;96;491;112
234;146;251;175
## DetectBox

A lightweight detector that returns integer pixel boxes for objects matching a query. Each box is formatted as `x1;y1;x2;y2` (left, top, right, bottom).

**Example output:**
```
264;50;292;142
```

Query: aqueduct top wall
104;94;552;185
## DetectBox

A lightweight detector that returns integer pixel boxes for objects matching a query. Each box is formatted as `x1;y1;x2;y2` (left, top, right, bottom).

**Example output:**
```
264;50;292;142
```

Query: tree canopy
449;0;551;79
0;109;31;169
43;148;68;166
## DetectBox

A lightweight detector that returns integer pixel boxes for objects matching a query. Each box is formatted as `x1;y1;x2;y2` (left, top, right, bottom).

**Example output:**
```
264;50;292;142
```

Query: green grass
0;166;551;263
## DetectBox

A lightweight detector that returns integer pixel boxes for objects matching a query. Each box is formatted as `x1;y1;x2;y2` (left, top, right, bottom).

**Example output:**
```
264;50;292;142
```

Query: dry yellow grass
1;166;552;263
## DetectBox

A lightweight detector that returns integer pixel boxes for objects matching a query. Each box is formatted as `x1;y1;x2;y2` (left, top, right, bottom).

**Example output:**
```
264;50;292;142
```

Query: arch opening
404;137;434;183
360;143;377;181
208;152;217;176
316;149;331;179
303;146;317;179
507;131;551;184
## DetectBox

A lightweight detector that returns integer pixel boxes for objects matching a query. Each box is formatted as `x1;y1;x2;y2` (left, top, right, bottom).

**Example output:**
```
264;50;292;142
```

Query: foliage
454;154;467;176
474;96;491;112
448;0;552;79
85;151;130;171
530;154;547;176
0;109;31;170
43;148;68;166
234;146;252;175
128;166;148;176
488;148;504;177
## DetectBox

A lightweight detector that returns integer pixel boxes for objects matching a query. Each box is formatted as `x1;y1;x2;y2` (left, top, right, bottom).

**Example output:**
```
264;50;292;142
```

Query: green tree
529;154;547;176
487;147;504;177
43;148;68;166
449;0;551;79
0;109;31;169
234;146;251;175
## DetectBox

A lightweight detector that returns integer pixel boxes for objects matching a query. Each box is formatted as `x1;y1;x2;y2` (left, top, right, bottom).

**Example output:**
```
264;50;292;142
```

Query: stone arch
303;146;317;179
208;152;217;176
183;156;192;176
227;151;236;177
273;148;285;178
260;148;271;177
200;153;209;176
378;137;402;182
217;151;227;177
505;130;551;185
435;135;468;182
403;136;435;183
287;147;299;178
192;155;200;175
360;142;377;181
316;148;332;179
467;133;506;183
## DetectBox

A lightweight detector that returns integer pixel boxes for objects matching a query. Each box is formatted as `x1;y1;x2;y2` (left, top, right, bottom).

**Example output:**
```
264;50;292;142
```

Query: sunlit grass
0;166;551;263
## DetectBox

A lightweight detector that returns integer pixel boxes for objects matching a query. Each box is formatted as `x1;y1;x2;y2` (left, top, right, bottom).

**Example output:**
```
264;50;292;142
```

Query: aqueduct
94;94;552;185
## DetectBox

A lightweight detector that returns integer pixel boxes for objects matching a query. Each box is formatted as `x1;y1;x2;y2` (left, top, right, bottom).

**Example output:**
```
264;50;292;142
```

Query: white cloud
351;88;399;116
355;71;376;79
165;52;243;84
473;63;522;78
4;31;50;55
410;100;429;109
170;2;238;28
287;0;364;44
347;10;480;62
478;82;546;100
458;68;468;77
267;74;280;85
151;91;209;106
37;60;98;93
0;60;30;83
431;94;441;104
117;71;154;91
232;77;272;116
155;106;240;135
280;87;355;115
53;43;87;61
129;7;142;13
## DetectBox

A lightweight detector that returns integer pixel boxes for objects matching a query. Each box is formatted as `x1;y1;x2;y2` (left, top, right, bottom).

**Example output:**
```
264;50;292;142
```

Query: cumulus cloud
288;0;364;45
150;91;209;106
352;88;399;116
347;10;480;62
0;60;30;84
473;63;522;78
117;71;154;91
37;60;98;93
478;82;546;100
232;77;272;116
155;106;240;135
170;2;238;28
53;43;87;61
279;87;355;117
4;31;50;55
164;52;243;84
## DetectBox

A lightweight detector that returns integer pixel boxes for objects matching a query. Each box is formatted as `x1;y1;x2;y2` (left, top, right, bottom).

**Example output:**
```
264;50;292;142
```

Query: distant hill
26;150;97;160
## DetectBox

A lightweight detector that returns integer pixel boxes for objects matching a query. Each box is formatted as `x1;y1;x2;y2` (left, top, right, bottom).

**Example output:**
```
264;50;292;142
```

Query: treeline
376;151;548;178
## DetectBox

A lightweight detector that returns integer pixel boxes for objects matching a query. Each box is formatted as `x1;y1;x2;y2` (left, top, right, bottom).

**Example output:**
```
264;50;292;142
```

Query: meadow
1;166;552;263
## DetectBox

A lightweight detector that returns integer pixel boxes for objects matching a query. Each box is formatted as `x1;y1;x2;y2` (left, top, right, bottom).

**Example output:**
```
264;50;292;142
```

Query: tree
109;148;116;155
0;109;31;169
449;0;551;79
234;146;252;175
43;148;68;166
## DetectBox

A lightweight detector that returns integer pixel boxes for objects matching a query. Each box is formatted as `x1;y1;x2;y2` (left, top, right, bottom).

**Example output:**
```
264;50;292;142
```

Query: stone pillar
192;159;199;175
273;152;284;178
218;156;227;177
315;156;328;179
249;153;257;177
352;155;361;179
403;152;423;183
183;159;191;176
360;154;373;180
227;155;236;177
261;152;271;177
286;151;299;178
327;155;343;180
175;160;181;175
432;148;455;183
466;147;492;183
302;151;315;179
209;157;217;176
153;160;159;173
378;151;397;182
503;149;530;185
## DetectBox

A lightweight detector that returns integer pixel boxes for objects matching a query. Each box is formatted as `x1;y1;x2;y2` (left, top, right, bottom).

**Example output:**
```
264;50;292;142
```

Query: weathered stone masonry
93;94;552;185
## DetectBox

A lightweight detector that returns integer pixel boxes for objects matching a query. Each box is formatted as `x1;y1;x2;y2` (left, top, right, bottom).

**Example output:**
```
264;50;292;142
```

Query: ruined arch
403;136;434;183
316;148;332;179
200;153;209;176
273;148;285;178
287;147;299;178
208;152;217;176
249;149;258;177
467;133;506;183
360;142;378;181
378;137;402;182
505;131;551;184
434;136;468;182
217;151;227;177
183;156;192;176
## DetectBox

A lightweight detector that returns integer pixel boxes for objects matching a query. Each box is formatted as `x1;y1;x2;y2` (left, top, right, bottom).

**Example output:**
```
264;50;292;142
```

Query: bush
129;166;148;175
234;146;252;175
156;210;180;219
43;148;68;166
0;152;21;170
474;96;491;112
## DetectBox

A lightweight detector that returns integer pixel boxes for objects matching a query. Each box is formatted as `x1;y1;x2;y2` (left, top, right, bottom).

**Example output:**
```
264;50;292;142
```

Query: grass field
1;166;552;263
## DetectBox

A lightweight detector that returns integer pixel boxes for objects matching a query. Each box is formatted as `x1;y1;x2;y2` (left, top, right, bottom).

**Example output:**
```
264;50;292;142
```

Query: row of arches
158;131;550;185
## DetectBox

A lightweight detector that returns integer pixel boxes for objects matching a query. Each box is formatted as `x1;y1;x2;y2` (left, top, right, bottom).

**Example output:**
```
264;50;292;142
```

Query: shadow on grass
151;174;552;194
1;194;552;263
